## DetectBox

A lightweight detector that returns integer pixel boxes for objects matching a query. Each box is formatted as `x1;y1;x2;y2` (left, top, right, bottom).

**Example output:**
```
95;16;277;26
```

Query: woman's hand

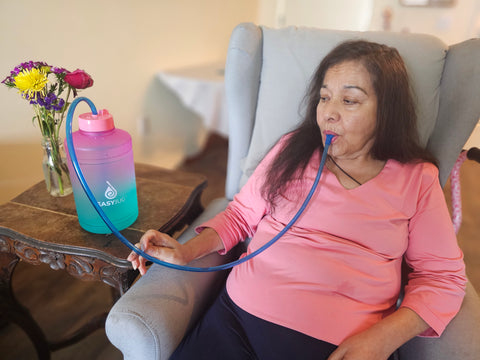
127;227;224;275
127;230;189;275
328;307;429;360
327;328;392;360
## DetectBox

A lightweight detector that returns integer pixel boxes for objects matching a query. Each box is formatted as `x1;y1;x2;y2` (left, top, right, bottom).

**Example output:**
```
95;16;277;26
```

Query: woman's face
316;60;378;161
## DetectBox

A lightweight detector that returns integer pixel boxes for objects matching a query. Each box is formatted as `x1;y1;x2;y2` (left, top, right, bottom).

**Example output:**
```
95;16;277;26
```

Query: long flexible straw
66;97;333;272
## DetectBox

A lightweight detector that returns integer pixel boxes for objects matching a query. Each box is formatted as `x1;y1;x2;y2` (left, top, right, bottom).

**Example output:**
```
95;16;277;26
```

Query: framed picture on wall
400;0;456;7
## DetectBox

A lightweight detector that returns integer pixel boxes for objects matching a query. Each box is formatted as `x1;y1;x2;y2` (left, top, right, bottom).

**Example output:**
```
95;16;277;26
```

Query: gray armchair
106;23;480;359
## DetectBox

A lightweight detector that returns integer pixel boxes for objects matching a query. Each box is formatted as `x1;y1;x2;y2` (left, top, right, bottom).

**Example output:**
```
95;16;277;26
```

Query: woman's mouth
323;130;338;143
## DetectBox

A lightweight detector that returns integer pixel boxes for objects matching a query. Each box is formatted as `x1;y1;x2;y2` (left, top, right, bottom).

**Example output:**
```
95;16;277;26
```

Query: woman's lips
323;130;338;143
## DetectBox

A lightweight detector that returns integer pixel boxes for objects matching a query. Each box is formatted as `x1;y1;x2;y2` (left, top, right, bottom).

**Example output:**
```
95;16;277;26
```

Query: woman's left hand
327;307;429;360
327;329;392;360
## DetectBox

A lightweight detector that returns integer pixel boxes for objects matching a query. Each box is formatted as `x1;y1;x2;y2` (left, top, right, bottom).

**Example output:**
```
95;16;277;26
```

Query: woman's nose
324;103;340;122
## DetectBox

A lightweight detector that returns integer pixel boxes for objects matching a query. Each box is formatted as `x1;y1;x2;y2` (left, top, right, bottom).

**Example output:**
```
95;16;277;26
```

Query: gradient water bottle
65;109;138;234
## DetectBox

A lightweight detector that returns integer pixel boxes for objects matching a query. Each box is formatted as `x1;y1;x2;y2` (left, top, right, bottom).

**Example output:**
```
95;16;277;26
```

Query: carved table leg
99;262;136;298
106;268;139;302
0;235;136;358
0;251;50;360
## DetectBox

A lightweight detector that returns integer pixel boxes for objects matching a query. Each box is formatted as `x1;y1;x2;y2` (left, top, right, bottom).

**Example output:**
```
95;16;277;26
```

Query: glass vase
41;137;73;197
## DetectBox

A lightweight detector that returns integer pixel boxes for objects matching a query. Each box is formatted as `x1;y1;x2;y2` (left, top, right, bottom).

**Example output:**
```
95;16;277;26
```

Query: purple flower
36;92;65;111
2;61;53;86
54;98;65;111
52;67;67;75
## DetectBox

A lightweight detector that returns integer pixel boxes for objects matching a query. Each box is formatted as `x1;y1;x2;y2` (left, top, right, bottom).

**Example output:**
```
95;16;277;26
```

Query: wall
0;0;258;143
271;0;374;31
257;0;479;43
0;0;258;203
369;0;480;44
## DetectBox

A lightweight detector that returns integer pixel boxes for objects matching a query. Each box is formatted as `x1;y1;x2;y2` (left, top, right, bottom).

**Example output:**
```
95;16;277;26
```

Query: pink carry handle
450;147;480;234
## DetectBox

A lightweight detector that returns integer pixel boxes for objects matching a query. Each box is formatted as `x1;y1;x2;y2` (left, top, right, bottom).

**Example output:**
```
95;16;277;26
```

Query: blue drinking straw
66;97;333;272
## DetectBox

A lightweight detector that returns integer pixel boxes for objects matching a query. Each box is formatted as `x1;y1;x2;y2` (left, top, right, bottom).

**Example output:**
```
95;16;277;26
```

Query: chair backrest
224;23;480;200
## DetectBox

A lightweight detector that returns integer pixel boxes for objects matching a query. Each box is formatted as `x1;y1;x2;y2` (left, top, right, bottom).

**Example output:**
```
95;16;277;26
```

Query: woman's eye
319;96;328;103
344;98;358;105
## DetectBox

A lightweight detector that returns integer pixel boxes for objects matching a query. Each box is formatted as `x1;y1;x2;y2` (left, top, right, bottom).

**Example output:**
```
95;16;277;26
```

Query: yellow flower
14;68;48;100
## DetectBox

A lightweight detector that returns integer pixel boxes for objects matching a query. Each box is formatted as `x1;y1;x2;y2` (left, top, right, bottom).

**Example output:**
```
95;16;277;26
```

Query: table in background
0;163;206;359
156;62;228;137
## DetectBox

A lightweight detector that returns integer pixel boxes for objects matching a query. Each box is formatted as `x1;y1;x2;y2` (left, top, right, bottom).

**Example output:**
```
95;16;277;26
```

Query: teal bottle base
78;210;139;234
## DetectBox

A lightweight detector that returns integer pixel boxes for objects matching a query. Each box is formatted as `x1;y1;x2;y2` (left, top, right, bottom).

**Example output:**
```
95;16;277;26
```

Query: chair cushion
240;26;448;187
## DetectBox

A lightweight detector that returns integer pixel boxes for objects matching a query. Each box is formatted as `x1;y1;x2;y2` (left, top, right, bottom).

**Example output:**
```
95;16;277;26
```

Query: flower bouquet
2;61;93;196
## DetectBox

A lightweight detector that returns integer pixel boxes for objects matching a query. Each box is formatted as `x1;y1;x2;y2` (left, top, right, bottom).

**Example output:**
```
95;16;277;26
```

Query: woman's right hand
127;230;189;275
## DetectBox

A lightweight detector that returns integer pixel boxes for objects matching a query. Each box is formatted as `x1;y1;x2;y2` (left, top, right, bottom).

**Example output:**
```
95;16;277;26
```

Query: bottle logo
104;181;118;200
97;181;125;207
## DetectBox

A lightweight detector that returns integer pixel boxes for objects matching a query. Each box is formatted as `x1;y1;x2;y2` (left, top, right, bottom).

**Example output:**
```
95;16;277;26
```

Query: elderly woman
129;40;466;360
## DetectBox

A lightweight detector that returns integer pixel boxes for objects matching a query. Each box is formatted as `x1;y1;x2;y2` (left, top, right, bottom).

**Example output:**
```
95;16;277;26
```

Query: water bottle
65;109;138;234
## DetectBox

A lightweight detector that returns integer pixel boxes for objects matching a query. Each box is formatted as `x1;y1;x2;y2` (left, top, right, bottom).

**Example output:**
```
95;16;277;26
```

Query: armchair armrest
106;198;232;360
398;281;480;360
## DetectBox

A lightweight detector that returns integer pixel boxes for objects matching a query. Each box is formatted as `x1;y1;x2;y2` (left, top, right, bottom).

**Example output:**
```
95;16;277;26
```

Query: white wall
257;0;479;45
258;0;374;30
0;0;258;143
369;0;480;44
279;0;374;31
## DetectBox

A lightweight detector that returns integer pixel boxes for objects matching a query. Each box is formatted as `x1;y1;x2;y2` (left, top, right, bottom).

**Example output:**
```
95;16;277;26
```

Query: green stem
56;86;71;140
33;106;44;134
43;136;69;195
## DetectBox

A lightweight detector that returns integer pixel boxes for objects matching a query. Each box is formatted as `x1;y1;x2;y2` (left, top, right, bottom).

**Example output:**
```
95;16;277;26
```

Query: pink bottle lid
78;109;115;132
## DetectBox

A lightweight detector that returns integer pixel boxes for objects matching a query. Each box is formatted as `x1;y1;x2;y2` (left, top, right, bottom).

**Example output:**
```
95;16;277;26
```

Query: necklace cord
328;156;362;186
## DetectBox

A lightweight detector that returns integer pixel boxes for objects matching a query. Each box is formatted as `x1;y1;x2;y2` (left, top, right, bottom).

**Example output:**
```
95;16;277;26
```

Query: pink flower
65;69;94;89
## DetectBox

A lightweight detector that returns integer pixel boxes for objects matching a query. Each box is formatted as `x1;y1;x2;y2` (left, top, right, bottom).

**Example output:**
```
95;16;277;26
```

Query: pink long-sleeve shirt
198;139;466;345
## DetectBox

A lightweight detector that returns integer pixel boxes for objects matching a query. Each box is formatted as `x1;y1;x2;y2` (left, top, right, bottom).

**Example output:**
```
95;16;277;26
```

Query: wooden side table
0;163;207;359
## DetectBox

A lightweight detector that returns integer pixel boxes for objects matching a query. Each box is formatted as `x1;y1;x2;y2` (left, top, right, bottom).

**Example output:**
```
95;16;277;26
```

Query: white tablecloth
156;62;228;137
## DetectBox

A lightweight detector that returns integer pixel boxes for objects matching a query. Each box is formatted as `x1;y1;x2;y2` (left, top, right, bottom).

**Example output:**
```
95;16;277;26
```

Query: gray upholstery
238;27;447;188
106;23;480;359
106;198;233;359
428;39;480;184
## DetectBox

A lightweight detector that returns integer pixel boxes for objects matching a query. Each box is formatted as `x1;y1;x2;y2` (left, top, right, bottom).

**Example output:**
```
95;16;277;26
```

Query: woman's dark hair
261;40;438;206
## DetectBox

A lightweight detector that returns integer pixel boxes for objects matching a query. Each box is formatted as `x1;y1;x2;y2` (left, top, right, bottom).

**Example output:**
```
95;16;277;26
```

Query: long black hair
261;40;438;207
